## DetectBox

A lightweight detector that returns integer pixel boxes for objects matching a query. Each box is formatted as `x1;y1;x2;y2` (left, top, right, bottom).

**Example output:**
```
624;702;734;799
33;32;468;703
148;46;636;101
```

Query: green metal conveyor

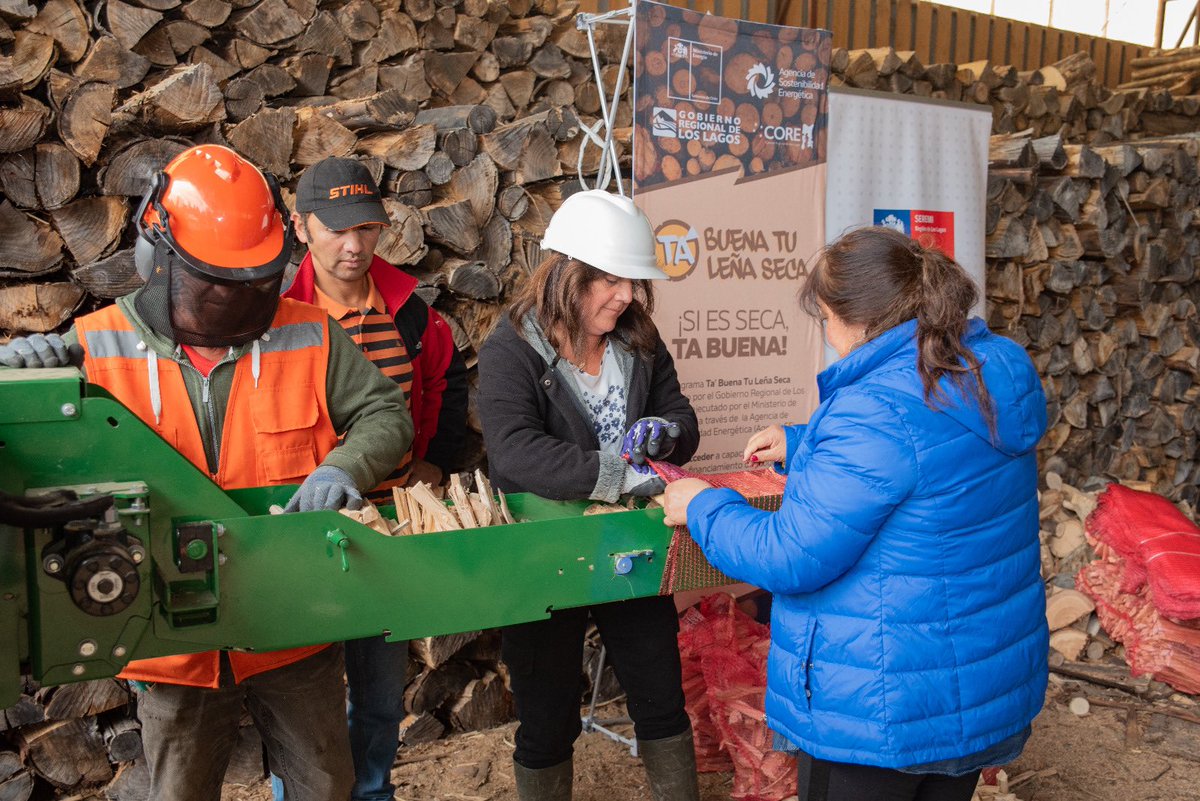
0;368;712;707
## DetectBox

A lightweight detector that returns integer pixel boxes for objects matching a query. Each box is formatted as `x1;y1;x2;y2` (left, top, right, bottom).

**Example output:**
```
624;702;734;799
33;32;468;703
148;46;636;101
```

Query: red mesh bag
649;462;786;595
656;462;796;798
678;605;733;771
1077;558;1200;694
676;593;796;801
1087;484;1200;620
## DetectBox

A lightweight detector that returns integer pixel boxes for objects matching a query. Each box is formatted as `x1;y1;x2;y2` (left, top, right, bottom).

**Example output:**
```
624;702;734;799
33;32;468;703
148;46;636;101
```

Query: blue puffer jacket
687;318;1049;768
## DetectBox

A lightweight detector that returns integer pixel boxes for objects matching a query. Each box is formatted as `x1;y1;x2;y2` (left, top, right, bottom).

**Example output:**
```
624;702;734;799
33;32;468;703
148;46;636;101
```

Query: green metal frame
0;369;688;707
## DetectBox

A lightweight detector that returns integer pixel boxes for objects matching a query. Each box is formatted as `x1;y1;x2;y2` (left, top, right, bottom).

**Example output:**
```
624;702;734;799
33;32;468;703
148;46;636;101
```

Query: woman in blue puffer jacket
663;226;1049;801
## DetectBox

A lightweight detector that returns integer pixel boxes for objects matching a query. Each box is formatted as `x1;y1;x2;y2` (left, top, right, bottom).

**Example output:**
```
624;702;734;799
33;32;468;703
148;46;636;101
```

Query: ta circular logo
746;63;775;99
654;220;700;281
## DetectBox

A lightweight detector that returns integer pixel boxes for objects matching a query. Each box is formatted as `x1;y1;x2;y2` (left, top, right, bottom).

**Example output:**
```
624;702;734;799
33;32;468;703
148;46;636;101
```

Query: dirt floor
221;673;1200;801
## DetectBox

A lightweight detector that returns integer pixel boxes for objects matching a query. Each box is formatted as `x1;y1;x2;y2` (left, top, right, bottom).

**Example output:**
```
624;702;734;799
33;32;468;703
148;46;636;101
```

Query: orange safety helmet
134;145;293;282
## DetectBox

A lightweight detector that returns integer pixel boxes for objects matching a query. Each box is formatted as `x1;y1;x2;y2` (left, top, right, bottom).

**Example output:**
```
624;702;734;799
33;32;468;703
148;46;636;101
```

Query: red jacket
284;254;467;472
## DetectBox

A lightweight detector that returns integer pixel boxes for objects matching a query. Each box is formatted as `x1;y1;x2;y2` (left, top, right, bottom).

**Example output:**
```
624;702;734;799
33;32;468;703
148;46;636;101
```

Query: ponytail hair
799;226;995;429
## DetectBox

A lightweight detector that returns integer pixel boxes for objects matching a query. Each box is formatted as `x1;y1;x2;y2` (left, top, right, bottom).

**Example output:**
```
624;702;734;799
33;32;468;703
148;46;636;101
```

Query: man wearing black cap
280;156;467;801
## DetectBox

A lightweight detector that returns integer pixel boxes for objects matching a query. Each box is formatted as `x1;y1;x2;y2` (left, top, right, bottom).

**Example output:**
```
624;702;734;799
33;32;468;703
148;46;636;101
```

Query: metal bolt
78;640;97;657
44;556;63;574
218;553;228;566
112;645;127;658
71;664;85;676
60;403;78;417
216;524;227;537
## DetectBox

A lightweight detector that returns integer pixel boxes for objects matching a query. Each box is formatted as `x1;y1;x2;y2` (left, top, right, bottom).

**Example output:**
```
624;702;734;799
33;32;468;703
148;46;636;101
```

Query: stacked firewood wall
986;126;1200;508
0;0;635;471
5;0;1200;793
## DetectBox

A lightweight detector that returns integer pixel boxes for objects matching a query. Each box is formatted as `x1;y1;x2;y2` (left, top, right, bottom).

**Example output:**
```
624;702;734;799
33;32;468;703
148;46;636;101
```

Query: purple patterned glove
621;417;682;475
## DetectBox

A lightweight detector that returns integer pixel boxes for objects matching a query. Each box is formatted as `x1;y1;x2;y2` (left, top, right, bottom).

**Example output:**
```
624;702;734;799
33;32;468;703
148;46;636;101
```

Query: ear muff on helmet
133;168;294;284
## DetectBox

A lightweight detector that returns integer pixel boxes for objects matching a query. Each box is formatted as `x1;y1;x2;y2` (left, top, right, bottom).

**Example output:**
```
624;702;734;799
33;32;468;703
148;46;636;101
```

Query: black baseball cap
295;157;390;231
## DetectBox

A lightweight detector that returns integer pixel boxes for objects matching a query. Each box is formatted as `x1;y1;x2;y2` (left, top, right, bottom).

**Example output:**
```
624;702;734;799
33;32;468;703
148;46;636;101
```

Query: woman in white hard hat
477;189;701;801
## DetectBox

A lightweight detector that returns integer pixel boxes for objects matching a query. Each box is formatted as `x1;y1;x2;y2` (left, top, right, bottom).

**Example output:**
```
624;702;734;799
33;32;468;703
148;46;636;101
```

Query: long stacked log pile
835;48;1200;140
1119;45;1200;97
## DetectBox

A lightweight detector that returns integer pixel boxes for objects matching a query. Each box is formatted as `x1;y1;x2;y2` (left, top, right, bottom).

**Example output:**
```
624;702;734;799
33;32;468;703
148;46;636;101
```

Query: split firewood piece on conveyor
446;473;479;528
339;501;393;536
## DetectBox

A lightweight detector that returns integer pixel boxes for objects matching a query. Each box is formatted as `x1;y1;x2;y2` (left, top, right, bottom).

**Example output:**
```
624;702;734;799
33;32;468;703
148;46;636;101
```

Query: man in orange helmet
0;144;412;801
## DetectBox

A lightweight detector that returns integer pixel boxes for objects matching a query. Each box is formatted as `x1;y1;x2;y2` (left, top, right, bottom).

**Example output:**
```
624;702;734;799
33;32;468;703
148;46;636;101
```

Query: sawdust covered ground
221;685;1200;801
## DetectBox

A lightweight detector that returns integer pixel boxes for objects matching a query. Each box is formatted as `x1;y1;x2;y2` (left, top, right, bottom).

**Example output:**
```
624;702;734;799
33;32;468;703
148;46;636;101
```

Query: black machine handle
0;489;114;528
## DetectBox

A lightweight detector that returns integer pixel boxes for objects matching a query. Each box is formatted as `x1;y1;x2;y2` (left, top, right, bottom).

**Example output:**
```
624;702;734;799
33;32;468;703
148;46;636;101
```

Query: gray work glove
619;464;665;497
283;466;363;513
0;334;75;368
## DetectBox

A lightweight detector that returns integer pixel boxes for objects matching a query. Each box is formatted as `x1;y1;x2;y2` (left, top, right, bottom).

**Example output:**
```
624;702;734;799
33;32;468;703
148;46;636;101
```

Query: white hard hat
541;190;669;280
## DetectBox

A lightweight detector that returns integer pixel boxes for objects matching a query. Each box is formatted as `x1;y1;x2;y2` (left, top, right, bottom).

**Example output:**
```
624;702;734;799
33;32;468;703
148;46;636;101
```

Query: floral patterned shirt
569;341;627;457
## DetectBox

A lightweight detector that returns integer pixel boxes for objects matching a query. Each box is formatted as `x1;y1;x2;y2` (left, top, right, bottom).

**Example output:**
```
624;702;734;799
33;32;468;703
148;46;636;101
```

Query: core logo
652;107;678;138
746;63;775;99
654;220;700;280
328;183;373;199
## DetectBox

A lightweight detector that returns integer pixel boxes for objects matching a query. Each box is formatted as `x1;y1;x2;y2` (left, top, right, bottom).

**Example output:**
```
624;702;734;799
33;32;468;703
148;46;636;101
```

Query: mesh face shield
136;237;283;348
133;168;292;347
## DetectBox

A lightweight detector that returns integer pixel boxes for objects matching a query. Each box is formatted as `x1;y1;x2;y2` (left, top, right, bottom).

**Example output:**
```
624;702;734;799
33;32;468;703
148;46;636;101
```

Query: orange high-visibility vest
74;299;341;688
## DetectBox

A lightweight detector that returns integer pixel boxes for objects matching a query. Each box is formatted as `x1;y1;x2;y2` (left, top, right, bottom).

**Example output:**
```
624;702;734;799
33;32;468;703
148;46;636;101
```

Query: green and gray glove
0;334;80;368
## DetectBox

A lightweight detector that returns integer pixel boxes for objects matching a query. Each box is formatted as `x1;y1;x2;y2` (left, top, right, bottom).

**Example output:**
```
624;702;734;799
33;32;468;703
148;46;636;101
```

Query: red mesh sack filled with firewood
1077;558;1200;693
678;604;734;771
1087;484;1200;620
677;593;796;800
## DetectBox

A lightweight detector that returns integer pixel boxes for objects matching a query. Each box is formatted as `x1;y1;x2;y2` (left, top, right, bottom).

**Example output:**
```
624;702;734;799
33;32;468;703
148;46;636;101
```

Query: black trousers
502;594;691;769
797;751;981;801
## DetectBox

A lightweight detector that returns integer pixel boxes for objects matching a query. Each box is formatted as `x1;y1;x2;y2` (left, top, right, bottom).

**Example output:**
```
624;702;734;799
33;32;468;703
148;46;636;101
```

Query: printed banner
633;0;830;472
827;89;991;314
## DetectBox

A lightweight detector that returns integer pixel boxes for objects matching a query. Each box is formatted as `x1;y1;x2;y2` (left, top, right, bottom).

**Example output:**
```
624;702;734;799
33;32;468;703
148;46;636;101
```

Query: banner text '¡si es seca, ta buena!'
671;307;790;361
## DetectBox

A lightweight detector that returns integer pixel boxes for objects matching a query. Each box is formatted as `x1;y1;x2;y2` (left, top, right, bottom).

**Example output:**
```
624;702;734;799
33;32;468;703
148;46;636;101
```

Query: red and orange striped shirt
315;279;414;499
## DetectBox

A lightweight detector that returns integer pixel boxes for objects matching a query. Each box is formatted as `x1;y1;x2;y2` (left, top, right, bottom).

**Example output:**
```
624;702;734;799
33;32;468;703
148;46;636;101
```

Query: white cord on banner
575;1;635;197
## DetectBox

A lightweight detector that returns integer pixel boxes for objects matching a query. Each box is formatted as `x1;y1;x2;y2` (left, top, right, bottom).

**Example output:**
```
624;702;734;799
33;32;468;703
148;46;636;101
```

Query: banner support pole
575;2;635;196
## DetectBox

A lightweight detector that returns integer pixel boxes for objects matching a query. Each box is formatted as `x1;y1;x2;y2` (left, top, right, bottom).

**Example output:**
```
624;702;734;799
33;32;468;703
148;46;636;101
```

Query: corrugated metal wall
575;0;1146;87
577;0;777;24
